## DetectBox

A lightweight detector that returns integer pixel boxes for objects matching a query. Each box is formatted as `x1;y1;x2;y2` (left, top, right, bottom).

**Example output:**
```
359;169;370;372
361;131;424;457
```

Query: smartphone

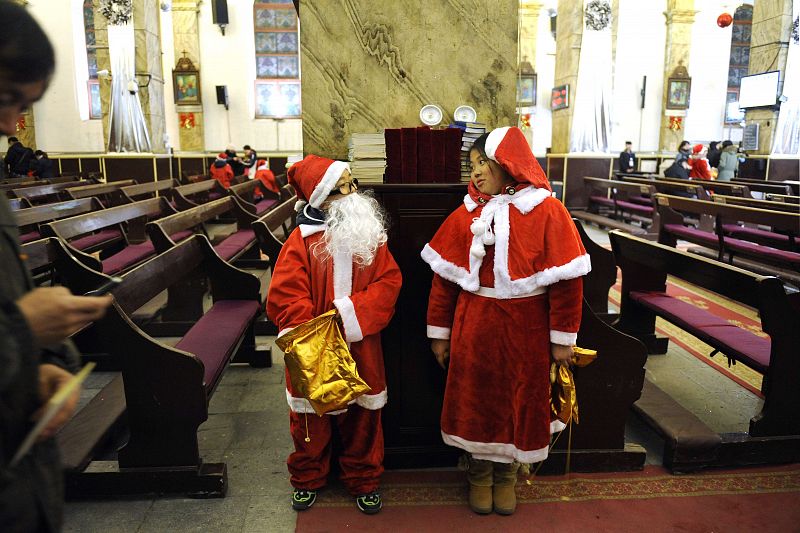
84;276;123;297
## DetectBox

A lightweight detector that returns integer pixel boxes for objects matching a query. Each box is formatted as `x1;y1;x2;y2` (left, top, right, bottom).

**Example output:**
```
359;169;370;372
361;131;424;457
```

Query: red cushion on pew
174;300;261;391
723;237;800;265
170;229;194;243
722;224;793;246
630;291;730;328
627;195;652;206
663;224;719;246
70;228;123;251
589;195;615;207
208;191;224;200
19;230;41;244
102;242;157;275
700;325;771;372
214;229;255;262
615;200;654;215
254;198;277;215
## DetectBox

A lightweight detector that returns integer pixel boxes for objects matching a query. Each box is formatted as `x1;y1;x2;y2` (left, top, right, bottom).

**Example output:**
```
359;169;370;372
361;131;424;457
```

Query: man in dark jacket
0;3;112;531
30;150;54;179
618;141;636;173
3;136;27;175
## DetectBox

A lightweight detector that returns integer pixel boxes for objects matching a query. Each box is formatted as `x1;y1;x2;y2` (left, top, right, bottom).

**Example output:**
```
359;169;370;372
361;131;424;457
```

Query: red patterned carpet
295;465;800;532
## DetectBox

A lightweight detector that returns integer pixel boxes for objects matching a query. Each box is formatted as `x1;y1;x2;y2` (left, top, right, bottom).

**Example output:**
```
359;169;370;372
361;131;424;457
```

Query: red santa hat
287;154;350;212
483;126;551;191
256;159;268;171
692;144;704;154
216;153;227;161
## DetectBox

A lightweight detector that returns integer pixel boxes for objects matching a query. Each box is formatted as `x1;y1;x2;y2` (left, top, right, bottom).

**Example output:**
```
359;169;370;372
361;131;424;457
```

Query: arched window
84;0;102;119
253;1;301;118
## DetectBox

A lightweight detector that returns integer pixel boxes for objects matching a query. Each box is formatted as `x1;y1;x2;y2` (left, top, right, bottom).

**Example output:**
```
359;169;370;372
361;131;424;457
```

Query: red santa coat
254;161;280;195
267;224;402;414
423;186;589;463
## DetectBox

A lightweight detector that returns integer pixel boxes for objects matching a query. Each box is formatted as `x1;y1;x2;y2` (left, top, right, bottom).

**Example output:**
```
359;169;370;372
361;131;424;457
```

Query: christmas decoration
717;13;733;28
15;116;25;132
520;113;531;130
669;116;682;131
99;0;133;26
179;113;195;129
585;0;611;31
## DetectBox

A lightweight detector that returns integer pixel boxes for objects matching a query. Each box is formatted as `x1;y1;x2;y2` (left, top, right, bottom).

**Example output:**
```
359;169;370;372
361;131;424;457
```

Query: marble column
745;0;794;154
171;0;204;152
551;0;584;153
299;0;518;160
658;0;695;152
520;2;544;68
92;0;113;151
133;0;167;153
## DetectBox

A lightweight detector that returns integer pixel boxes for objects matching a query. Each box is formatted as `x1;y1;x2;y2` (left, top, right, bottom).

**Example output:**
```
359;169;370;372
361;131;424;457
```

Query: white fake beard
318;191;387;267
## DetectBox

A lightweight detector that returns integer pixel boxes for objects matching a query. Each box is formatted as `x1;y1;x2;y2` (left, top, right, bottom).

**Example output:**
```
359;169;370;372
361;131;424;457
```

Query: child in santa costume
253;159;280;195
689;144;712;180
209;152;234;188
267;154;402;515
422;127;590;515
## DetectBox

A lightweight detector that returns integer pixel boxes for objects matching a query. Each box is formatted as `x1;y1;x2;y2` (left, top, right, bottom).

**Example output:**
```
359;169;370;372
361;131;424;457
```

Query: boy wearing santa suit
209;152;234;188
422;127;589;515
688;144;712;180
253;159;280;195
267;155;402;515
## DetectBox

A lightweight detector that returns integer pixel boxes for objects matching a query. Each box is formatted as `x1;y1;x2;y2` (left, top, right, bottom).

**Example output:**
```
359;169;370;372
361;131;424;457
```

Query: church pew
172;179;226;210
655;195;800;269
15;197;104;244
712;194;800;213
571;177;655;235
227;179;279;216
11;180;85;204
62;235;268;498
572;219;617;322
2;179;44;196
41;197;186;279
251;196;297;273
610;230;800;471
119;178;177;203
8;197;31;210
66;179;136;206
765;193;800;204
728;179;794;196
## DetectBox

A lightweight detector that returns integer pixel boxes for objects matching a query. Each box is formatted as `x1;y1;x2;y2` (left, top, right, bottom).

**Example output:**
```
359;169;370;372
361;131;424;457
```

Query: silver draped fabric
771;6;800;155
569;1;613;153
107;23;151;152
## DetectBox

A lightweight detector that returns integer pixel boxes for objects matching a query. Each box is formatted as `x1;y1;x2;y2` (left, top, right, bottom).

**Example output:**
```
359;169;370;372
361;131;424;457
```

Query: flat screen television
738;71;780;109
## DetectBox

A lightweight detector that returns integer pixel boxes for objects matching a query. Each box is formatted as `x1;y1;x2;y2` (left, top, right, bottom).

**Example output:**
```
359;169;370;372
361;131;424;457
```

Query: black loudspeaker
641;76;647;109
216;85;229;109
211;0;229;25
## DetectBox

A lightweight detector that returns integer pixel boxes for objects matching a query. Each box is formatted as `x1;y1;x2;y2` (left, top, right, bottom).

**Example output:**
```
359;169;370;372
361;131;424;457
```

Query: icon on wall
173;53;201;106
666;65;691;110
550;84;569;110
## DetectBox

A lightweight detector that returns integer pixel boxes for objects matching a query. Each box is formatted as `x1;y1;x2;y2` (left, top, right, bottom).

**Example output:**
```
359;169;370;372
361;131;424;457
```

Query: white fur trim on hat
484;126;511;161
308;160;350;209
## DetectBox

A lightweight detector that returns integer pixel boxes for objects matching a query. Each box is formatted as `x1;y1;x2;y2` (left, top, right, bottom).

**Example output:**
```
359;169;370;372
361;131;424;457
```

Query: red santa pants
288;405;383;495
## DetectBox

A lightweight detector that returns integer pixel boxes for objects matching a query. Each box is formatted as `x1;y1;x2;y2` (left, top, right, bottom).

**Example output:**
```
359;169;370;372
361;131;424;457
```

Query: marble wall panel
551;0;583;153
299;0;518;159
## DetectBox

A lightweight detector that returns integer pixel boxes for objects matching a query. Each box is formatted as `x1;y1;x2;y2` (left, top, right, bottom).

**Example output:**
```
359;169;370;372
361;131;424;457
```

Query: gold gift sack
550;347;598;425
275;309;371;416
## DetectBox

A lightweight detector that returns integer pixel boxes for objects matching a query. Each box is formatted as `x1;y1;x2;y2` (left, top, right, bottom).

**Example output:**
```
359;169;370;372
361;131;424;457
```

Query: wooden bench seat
571;210;647;235
8;197;31;210
14;198;103;244
713;194;800;213
63;235;268;498
252;196;297;272
67;180;136;206
227;179;279;216
610;230;800;471
11;180;86;204
173;180;225;210
120;178;177;203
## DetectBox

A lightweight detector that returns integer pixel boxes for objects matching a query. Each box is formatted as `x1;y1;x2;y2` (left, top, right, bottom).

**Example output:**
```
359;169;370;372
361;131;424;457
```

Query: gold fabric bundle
550;347;598;425
275;309;371;415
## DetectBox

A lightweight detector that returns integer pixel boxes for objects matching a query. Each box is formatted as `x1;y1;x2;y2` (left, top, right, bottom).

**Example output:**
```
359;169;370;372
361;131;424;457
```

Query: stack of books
450;121;486;181
348;133;386;183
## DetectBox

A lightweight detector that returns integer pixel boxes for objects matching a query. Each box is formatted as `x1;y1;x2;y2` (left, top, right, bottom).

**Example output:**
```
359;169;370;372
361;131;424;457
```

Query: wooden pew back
617;175;709;200
120;179;176;202
11;181;84;202
14;198;103;228
713;194;800;213
44;197;168;241
252;197;296;271
67;180;135;202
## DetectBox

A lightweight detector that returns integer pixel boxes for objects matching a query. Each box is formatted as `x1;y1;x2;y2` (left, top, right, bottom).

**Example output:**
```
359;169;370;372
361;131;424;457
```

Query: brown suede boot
492;461;520;515
466;457;493;514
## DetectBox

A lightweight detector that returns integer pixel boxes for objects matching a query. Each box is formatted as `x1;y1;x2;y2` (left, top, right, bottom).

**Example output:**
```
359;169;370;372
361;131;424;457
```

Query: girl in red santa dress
267;155;402;515
422;126;590;516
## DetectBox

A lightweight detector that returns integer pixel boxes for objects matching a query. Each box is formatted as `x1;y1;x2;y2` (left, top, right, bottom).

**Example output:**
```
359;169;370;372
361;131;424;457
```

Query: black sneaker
291;489;317;511
355;491;383;514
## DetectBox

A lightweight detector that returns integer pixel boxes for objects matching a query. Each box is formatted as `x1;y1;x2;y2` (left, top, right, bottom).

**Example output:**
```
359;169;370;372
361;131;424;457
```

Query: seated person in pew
0;4;113;530
688;144;712;181
253;159;279;197
664;140;692;180
209;152;234;188
422;127;589;516
268;155;402;515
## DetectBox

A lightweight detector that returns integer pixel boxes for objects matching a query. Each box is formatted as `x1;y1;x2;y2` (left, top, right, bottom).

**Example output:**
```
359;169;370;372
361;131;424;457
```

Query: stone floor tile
137;496;251;533
62;498;154;533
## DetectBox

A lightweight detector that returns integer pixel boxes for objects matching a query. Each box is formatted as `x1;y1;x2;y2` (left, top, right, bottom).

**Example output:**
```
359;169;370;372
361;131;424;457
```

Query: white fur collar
299;224;326;238
463;186;551;214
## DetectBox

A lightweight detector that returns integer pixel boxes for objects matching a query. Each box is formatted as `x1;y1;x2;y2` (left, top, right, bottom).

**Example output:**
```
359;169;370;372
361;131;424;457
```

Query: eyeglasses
334;178;358;195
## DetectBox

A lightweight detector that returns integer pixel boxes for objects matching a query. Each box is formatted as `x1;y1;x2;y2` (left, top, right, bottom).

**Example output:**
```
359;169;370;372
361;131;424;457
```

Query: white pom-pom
470;243;486;258
294;200;307;212
470;219;487;236
482;232;495;246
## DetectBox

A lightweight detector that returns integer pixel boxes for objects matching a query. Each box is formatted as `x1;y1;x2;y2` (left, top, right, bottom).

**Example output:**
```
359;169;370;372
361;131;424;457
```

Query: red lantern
717;13;733;28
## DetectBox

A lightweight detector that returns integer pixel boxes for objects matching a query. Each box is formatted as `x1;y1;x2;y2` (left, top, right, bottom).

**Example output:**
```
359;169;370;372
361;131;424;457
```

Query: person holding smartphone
0;3;113;531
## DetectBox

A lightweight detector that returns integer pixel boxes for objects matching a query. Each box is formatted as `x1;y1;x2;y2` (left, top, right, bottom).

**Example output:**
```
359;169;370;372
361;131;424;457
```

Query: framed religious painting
173;55;201;106
517;75;537;107
666;77;691;109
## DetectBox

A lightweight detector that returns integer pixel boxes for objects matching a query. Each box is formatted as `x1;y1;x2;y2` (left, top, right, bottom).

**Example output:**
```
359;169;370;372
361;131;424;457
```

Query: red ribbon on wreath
669;116;682;131
15;117;26;131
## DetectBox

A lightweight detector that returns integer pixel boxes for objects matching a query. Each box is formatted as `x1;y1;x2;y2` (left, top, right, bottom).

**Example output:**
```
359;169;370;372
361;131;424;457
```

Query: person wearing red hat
253;159;279;195
422;126;589;515
689;143;712;180
267;154;402;515
209;152;234;188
